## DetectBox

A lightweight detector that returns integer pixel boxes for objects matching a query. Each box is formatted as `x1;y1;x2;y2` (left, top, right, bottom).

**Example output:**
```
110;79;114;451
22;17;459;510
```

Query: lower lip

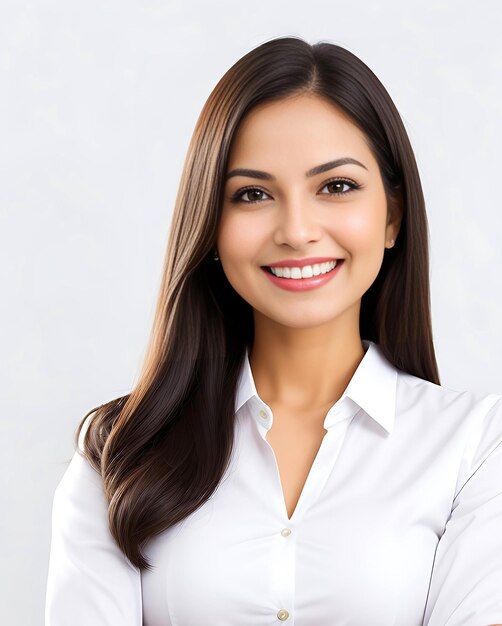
261;261;344;292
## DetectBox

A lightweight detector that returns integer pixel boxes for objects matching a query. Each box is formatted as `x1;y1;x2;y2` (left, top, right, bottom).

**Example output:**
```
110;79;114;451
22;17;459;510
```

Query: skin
217;93;402;425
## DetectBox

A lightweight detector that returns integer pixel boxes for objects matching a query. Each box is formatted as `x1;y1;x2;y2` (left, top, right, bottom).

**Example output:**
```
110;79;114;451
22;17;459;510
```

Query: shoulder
76;410;97;453
397;366;500;408
59;413;104;498
394;370;502;492
395;368;502;432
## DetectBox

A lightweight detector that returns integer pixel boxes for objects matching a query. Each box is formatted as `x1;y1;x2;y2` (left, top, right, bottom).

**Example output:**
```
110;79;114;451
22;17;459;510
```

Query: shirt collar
234;339;398;434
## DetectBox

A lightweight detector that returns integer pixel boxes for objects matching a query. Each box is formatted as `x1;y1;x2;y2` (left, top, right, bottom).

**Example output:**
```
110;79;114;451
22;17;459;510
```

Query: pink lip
264;256;341;269
261;260;344;292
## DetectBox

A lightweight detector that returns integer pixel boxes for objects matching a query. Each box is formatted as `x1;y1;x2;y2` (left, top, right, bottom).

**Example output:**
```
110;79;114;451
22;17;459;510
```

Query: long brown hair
76;36;440;570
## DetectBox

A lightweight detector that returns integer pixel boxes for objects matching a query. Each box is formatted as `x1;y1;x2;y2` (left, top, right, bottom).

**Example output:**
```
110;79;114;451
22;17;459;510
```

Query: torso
265;406;329;520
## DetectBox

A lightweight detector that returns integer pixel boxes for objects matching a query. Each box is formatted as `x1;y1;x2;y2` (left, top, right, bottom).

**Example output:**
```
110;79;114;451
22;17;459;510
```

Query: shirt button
259;410;268;419
281;528;292;537
277;609;289;620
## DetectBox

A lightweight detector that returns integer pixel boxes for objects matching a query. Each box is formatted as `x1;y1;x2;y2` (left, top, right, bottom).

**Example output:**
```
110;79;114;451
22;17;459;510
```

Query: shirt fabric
45;339;502;625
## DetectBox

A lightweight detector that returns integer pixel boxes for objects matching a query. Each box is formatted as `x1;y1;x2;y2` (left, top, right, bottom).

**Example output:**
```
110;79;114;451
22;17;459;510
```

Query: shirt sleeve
423;394;502;625
45;414;143;625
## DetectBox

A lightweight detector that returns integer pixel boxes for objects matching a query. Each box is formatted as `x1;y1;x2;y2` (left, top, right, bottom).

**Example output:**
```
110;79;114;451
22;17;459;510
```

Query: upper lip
263;257;342;269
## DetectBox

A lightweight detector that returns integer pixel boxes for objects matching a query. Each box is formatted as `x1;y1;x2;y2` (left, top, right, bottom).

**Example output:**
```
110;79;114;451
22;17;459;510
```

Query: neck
249;307;366;413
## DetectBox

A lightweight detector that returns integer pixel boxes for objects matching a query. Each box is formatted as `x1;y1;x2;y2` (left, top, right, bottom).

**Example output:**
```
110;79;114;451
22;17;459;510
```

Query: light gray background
1;0;501;623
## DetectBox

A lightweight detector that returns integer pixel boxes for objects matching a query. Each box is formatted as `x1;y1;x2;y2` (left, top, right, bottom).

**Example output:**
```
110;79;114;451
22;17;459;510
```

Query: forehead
226;94;373;170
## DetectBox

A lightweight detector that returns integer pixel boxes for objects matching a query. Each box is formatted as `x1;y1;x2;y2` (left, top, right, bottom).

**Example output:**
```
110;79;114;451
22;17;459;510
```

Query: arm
45;415;142;625
423;395;502;625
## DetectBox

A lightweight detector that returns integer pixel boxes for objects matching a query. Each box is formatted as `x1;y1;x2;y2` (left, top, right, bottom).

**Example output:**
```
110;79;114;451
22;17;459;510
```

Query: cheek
334;204;386;251
217;213;237;256
216;214;263;304
217;212;264;262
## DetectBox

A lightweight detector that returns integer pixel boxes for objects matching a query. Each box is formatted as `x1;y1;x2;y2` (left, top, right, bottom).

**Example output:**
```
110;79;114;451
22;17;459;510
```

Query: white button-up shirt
46;340;502;625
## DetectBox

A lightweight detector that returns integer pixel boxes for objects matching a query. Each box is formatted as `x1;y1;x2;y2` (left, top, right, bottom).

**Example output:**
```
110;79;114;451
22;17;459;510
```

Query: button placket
273;520;295;623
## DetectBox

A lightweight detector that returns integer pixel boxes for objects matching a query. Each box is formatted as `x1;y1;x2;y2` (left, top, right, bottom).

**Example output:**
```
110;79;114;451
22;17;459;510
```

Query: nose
272;192;323;250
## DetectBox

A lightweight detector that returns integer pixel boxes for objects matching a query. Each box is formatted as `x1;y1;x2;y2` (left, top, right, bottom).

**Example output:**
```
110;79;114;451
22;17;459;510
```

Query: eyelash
229;177;362;204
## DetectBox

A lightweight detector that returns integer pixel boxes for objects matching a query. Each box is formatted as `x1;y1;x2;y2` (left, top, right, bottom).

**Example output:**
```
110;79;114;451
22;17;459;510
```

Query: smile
266;259;340;279
261;260;344;292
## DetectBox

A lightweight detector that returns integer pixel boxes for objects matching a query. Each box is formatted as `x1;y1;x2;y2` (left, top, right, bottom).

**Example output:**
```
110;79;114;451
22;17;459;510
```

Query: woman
45;36;502;625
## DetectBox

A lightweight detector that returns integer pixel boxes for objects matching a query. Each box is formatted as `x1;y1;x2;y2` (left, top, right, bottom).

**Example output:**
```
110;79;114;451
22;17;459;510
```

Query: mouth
261;259;344;277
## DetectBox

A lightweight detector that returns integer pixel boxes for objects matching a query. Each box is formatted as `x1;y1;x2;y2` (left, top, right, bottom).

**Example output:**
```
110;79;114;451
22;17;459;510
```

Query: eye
228;177;361;205
319;177;361;196
229;186;271;204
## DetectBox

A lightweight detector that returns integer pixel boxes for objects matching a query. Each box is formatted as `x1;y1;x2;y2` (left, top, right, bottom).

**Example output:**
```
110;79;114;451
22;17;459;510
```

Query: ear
386;185;403;244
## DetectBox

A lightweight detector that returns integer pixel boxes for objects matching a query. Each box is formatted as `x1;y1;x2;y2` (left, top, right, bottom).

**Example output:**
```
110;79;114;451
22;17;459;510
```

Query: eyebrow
225;157;368;181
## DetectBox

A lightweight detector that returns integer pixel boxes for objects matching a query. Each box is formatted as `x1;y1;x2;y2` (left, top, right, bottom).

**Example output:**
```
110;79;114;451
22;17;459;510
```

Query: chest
142;405;451;625
264;408;328;520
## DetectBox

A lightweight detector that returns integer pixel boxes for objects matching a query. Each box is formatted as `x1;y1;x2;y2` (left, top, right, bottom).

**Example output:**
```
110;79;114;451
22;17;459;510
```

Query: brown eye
327;181;348;193
231;187;271;204
320;178;361;196
243;189;266;202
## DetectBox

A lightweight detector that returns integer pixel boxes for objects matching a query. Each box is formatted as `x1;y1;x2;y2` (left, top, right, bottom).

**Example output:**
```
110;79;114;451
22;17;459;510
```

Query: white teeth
269;260;339;279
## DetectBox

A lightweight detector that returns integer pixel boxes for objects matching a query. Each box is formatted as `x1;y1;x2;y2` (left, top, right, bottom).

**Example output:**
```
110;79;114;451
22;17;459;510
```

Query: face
216;93;401;332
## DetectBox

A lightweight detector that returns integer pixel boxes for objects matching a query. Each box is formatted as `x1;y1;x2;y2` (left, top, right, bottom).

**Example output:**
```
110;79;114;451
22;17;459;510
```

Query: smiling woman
45;36;502;626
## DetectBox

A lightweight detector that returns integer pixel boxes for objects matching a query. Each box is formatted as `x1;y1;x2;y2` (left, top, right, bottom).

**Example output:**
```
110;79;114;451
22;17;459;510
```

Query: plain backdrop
1;0;501;623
